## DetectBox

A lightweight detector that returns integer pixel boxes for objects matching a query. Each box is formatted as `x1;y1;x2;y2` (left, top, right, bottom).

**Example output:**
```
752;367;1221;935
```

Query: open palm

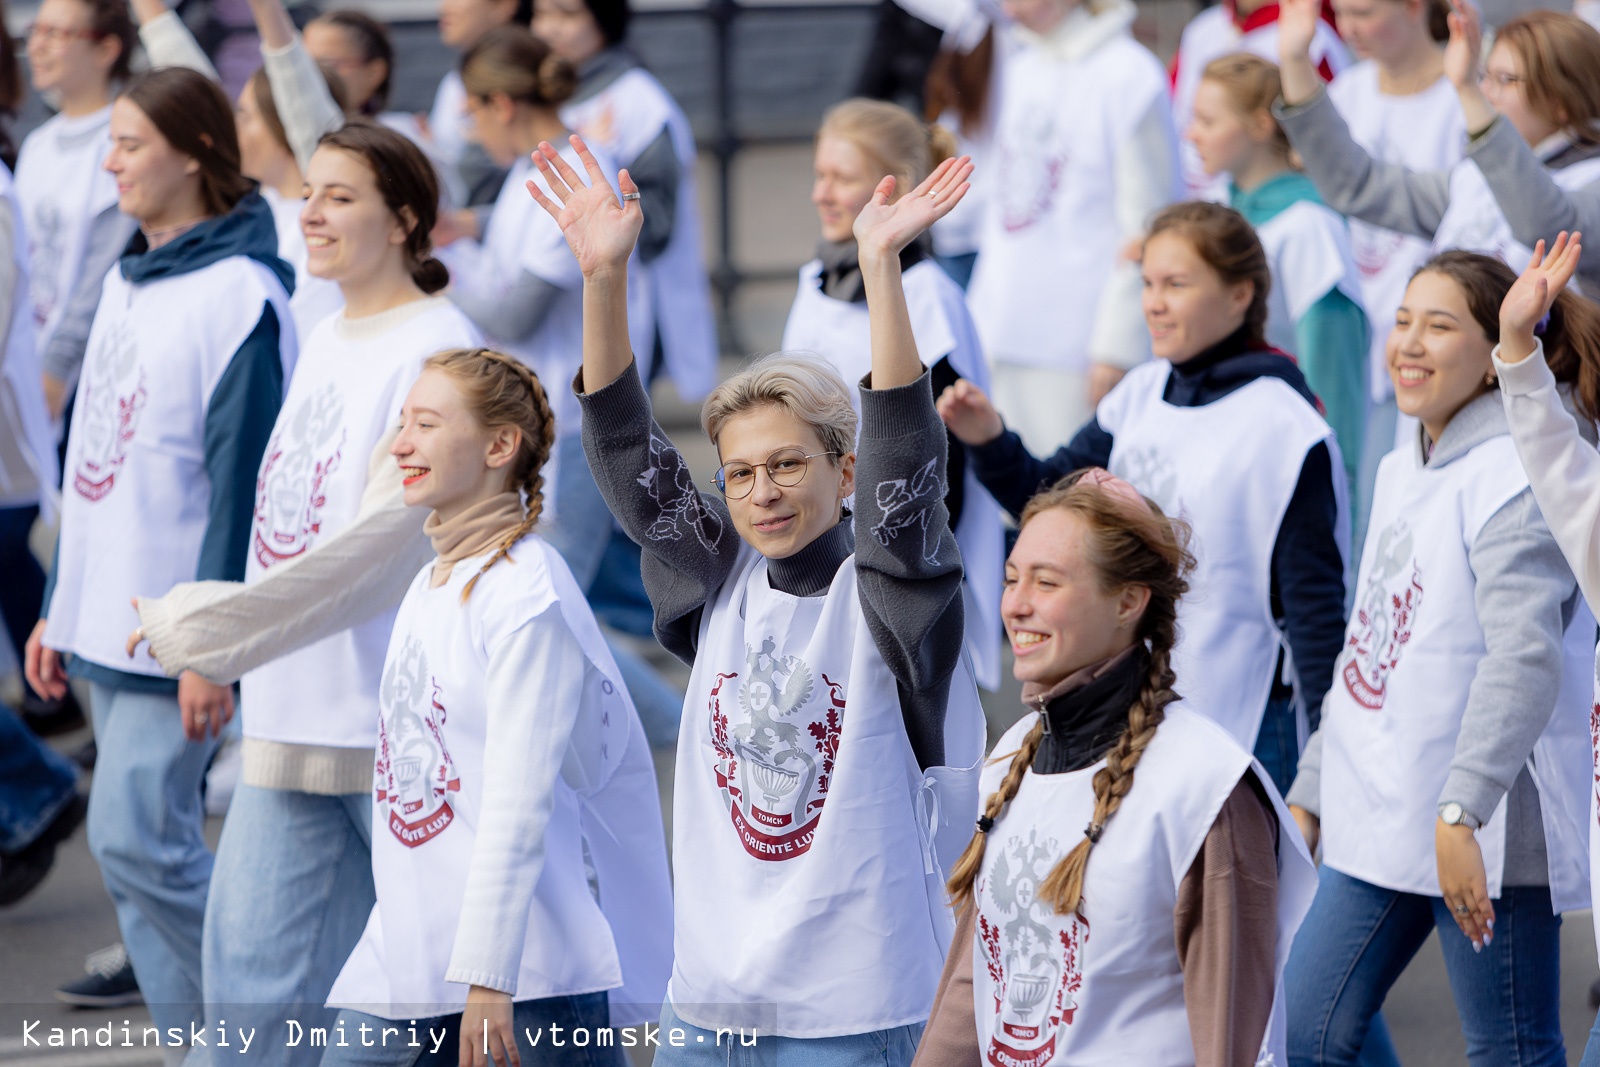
525;135;641;276
853;155;973;261
1443;0;1483;90
1276;0;1320;64
1502;232;1582;339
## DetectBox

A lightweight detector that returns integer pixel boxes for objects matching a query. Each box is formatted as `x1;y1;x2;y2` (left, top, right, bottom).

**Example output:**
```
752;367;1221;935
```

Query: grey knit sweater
575;361;967;770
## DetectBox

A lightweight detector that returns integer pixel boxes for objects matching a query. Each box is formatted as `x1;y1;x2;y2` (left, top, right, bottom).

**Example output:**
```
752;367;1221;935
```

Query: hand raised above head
1444;0;1484;92
1276;0;1321;67
524;134;642;278
853;155;973;263
1499;232;1582;364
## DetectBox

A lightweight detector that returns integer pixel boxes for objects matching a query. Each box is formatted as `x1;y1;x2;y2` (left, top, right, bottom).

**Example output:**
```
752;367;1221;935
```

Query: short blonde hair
700;353;858;459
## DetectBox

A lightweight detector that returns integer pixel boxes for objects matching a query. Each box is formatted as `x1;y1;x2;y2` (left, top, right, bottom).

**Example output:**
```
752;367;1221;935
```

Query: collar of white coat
1013;0;1137;62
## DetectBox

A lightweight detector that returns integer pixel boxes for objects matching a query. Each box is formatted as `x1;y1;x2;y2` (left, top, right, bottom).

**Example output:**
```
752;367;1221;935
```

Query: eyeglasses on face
1479;70;1525;88
711;448;838;499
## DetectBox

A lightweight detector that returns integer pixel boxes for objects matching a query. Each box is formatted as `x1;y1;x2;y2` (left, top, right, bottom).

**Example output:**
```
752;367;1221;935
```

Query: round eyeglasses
711;448;838;499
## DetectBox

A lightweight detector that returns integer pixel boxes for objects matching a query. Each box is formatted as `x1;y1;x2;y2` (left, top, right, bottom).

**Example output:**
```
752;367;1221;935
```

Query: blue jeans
1286;866;1565;1066
86;682;219;1036
655;1001;922;1067
1253;694;1300;797
194;785;374;1067
0;702;78;851
0;504;45;663
318;991;624;1067
1581;1007;1600;1067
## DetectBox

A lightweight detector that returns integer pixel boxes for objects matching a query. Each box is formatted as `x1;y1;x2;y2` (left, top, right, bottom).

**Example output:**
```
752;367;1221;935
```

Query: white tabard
328;536;673;1022
45;255;295;676
1432;156;1600;272
670;547;987;1037
782;257;1006;690
1321;435;1592;907
1255;198;1368;359
973;708;1316;1067
1326;64;1465;403
1096;361;1344;748
241;300;482;751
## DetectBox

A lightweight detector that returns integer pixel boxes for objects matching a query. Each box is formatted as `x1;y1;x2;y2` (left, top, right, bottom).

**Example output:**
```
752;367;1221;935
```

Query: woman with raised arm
126;124;482;1065
1284;246;1595;1066
914;470;1317;1067
528;135;985;1063
940;201;1347;795
782;97;1005;690
1490;231;1600;1067
23;67;294;1054
1276;0;1600;290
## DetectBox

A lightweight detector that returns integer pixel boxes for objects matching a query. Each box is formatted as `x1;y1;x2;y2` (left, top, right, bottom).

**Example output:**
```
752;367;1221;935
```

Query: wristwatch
1439;802;1482;830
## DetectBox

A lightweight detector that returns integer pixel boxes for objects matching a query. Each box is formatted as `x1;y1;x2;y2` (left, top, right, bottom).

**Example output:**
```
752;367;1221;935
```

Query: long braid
422;347;558;602
946;722;1047;911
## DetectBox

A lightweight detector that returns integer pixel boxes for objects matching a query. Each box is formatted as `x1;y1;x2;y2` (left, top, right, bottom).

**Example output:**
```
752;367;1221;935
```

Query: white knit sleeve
138;11;219;80
137;428;431;684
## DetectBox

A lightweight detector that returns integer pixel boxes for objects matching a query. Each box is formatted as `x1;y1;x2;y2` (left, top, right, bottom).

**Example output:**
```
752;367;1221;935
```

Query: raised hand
853;155;973;264
1444;0;1483;92
525;135;641;278
1499;232;1582;364
1277;0;1320;68
937;379;1005;446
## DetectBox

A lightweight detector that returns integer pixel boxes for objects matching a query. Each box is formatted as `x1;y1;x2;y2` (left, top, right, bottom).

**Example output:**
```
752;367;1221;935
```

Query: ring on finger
196;713;208;725
1453;903;1470;915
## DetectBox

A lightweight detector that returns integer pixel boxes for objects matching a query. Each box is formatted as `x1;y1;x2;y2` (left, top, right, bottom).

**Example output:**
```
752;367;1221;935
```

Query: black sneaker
20;689;86;738
56;944;143;1008
0;793;88;907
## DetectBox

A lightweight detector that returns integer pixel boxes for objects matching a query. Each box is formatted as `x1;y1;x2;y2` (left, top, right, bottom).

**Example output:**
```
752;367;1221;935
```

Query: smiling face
392;367;519;518
1186;79;1260;178
438;0;518;51
1480;41;1560;147
104;97;202;228
715;405;855;560
28;0;117;98
1004;507;1147;686
1141;230;1254;363
300;146;409;285
1388;270;1495;441
811;135;882;245
531;0;607;65
304;21;387;112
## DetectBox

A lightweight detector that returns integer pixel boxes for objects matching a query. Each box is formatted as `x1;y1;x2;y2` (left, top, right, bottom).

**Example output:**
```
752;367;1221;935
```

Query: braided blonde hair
423;348;557;601
946;471;1194;916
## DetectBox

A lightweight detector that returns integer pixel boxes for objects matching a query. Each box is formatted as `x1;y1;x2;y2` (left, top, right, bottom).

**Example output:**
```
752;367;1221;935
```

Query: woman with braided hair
914;469;1316;1067
325;346;672;1065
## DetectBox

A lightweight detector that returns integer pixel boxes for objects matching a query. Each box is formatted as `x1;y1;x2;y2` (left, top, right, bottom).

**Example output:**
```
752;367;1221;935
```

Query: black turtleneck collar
1031;646;1150;775
1162;322;1322;411
817;236;931;304
766;513;855;597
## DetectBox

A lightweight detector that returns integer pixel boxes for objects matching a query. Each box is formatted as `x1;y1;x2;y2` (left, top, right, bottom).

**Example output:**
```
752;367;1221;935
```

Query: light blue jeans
86;682;219;1036
1581;1008;1600;1067
1286;865;1565;1067
655;1001;922;1067
317;991;624;1067
192;784;374;1066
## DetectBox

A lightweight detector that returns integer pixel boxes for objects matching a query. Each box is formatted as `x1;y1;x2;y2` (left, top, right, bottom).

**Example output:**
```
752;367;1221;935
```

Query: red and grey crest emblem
375;636;461;848
1342;519;1423;710
72;321;145;502
253;384;345;568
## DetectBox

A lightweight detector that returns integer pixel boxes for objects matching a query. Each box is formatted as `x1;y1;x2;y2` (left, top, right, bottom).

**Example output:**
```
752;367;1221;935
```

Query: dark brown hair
316;120;449;294
79;0;137;83
923;28;994;138
1496;11;1600;146
311;10;395;114
1413;249;1600;419
462;25;577;108
423;348;558;601
1423;0;1450;42
1145;201;1273;349
0;0;20;168
248;62;350;163
121;67;252;216
947;471;1195;916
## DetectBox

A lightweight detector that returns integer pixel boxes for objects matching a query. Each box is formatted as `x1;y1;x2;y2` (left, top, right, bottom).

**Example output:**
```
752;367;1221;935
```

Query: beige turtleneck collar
422;492;526;587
